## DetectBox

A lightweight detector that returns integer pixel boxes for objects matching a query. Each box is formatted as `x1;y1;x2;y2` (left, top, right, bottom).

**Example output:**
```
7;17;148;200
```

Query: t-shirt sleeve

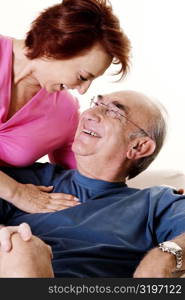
48;100;80;169
0;162;59;187
153;188;185;242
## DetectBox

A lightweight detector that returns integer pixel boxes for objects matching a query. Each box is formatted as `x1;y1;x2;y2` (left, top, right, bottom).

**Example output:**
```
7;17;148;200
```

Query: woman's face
33;44;112;94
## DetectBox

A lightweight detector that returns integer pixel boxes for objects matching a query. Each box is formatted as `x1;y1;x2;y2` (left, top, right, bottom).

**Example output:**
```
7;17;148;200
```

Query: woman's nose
76;81;92;95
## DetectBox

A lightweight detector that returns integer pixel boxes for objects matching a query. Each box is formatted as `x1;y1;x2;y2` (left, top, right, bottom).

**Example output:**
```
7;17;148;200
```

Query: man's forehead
102;91;150;110
101;91;137;109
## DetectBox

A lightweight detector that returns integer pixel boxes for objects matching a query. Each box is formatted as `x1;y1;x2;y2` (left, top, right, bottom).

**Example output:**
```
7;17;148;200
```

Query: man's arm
133;232;185;277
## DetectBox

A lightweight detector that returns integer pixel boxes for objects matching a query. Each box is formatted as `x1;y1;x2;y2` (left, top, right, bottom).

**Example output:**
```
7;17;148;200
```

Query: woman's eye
79;75;88;82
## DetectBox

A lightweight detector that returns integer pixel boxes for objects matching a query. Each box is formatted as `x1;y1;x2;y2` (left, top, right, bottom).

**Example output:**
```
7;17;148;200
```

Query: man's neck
76;157;127;183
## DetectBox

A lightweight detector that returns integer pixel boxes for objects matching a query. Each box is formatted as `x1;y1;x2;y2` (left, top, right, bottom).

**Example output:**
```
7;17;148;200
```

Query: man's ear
126;137;156;160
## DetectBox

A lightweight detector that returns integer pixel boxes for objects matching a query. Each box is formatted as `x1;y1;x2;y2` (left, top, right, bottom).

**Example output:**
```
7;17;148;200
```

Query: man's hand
11;183;80;213
133;247;176;278
174;188;184;195
0;223;32;252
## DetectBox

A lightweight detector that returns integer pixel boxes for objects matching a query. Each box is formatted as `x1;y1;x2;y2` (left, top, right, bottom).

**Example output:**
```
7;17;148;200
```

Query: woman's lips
60;84;68;90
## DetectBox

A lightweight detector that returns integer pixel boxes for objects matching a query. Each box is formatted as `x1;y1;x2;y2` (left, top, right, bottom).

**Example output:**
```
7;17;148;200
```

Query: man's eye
79;75;88;82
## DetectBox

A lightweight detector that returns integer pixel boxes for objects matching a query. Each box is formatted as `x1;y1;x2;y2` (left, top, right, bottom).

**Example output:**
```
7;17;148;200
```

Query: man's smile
82;129;101;138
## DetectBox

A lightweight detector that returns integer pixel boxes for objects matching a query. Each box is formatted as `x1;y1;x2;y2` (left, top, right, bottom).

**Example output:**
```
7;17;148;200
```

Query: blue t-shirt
1;163;185;278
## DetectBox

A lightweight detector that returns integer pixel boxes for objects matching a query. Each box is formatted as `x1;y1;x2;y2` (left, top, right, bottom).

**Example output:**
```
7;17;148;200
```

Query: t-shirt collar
73;170;127;192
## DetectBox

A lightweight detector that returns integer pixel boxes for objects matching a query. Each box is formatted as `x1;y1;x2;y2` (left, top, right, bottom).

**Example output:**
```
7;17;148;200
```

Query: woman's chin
45;86;59;93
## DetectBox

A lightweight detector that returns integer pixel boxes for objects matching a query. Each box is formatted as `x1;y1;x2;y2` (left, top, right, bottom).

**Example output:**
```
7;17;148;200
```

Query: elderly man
0;90;185;278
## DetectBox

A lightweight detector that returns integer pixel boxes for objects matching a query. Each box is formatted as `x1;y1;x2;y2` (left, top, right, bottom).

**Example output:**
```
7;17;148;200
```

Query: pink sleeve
48;104;80;169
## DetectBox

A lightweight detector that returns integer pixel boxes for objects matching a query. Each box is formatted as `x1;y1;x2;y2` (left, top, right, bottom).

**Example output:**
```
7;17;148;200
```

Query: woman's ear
126;137;156;160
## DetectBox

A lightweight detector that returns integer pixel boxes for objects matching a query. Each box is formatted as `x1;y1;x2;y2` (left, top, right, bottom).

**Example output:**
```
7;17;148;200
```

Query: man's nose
76;81;92;95
82;108;102;122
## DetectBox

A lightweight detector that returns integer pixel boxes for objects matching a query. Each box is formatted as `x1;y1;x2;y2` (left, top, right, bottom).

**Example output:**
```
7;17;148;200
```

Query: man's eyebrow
112;100;130;114
98;95;130;114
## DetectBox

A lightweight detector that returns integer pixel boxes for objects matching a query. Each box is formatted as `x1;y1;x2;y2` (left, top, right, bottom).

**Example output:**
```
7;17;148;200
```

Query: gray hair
127;101;167;179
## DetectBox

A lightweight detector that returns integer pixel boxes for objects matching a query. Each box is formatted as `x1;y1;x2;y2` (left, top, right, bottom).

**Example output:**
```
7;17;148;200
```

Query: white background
0;0;185;172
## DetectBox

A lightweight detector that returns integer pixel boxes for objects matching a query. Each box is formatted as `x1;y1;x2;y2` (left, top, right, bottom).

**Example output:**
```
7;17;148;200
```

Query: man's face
72;91;149;164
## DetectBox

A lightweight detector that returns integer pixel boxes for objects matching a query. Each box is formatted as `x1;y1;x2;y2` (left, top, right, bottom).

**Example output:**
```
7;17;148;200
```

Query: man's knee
0;233;54;277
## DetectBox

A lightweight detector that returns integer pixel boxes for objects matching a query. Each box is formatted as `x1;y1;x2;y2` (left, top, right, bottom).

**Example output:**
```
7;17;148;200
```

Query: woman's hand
11;183;80;213
0;223;32;252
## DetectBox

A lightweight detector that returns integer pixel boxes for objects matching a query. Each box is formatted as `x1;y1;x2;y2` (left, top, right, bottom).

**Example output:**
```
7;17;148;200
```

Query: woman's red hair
25;0;131;79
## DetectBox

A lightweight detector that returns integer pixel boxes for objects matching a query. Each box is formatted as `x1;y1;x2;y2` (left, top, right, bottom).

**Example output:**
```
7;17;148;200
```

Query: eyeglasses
90;96;150;137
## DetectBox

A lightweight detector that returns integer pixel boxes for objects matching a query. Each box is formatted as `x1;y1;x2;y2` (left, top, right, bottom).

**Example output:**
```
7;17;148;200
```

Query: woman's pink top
0;35;79;168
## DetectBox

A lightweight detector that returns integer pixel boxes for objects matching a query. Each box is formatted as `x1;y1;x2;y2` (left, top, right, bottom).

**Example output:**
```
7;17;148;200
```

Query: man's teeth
82;129;98;137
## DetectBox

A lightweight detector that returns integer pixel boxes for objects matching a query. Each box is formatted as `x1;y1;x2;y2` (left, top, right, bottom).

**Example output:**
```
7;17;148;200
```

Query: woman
0;0;130;213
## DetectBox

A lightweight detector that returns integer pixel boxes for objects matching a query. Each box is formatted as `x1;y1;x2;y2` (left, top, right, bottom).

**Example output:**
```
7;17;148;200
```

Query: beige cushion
127;169;185;190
